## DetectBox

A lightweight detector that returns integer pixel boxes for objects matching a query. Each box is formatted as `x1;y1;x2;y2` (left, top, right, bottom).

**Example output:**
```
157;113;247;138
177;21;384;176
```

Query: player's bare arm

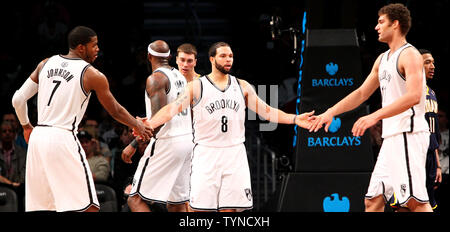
238;78;315;129
352;47;424;136
146;72;169;135
310;54;382;133
83;67;153;140
144;79;200;130
123;72;169;161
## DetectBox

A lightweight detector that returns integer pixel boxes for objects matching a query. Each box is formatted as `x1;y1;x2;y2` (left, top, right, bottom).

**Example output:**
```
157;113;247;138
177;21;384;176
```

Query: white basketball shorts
130;134;193;204
365;131;430;207
189;143;253;211
25;126;99;212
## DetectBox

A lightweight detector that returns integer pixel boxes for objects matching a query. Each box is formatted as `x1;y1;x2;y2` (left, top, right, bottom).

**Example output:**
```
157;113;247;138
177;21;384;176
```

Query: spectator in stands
2;112;27;150
110;126;134;177
437;109;449;212
0;120;27;211
78;130;110;183
112;127;147;206
0;120;26;186
438;109;449;176
81;118;113;164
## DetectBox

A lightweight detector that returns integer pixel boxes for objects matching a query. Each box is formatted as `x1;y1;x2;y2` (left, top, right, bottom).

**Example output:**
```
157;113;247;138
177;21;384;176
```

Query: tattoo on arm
175;94;188;106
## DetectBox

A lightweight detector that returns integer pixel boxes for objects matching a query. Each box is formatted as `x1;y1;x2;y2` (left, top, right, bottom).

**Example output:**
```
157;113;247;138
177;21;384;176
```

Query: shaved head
147;40;171;68
149;40;170;54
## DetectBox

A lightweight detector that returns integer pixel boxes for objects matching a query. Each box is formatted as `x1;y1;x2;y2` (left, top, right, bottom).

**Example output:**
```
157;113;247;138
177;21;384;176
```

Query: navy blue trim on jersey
153;69;171;95
188;205;253;212
131;193;187;205
188;205;218;211
381;51;388;64
135;139;157;194
402;132;413;196
38;58;51;80
36;124;52;127
235;77;247;103
128;138;188;205
134;157;150;195
80;92;90;111
218;205;253;211
80;64;91;97
398;196;430;207
191;78;203;108
149;139;157;158
364;181;388;202
381;182;387;202
71;202;100;212
58;54;83;60
37;58;51;85
395;44;411;81
188;143;198;205
205;74;231;92
409;108;415;133
36;124;75;132
71;117;96;210
167;199;189;205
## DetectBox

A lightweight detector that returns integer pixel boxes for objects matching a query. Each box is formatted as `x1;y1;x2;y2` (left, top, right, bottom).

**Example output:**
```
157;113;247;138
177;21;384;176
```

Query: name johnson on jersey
47;68;75;82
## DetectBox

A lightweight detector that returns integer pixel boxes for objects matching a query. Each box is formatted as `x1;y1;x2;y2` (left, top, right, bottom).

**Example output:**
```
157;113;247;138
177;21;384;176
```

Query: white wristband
12;78;38;125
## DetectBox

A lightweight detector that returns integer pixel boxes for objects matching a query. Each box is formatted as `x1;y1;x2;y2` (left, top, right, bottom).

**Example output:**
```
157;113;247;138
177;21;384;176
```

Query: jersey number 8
221;116;228;133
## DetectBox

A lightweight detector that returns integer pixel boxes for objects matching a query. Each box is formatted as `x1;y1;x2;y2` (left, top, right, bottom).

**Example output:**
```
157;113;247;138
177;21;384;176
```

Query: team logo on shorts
244;188;252;201
400;184;407;197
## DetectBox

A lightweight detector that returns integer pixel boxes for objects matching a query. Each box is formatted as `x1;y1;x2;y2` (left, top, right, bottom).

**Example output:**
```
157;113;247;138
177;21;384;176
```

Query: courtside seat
95;183;118;212
0;185;18;212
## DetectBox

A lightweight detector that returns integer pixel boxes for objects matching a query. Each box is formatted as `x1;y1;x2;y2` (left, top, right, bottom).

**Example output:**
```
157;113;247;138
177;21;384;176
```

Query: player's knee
127;195;141;207
84;205;99;212
167;203;186;212
364;198;373;209
364;196;384;212
406;199;432;212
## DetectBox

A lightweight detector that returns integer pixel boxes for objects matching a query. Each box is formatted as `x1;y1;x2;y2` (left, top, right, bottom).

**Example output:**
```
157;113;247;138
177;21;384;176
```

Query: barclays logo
307;117;361;147
323;193;350;212
328;117;341;133
307;136;361;147
311;62;354;87
326;62;338;76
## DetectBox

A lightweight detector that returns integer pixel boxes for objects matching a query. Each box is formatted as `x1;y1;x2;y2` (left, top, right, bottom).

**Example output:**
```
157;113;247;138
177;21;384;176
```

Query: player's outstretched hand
351;114;378;137
309;110;334;133
295;110;316;129
133;116;153;141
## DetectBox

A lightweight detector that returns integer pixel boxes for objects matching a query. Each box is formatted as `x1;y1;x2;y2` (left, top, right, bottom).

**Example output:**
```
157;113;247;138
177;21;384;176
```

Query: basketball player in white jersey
121;43;199;164
310;3;432;212
138;42;315;212
176;43;200;81
11;26;153;212
126;40;194;212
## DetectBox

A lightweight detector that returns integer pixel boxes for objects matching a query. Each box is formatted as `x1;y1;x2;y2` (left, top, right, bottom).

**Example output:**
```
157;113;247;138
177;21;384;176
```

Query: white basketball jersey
192;75;246;147
145;67;192;139
378;43;429;138
37;55;91;131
